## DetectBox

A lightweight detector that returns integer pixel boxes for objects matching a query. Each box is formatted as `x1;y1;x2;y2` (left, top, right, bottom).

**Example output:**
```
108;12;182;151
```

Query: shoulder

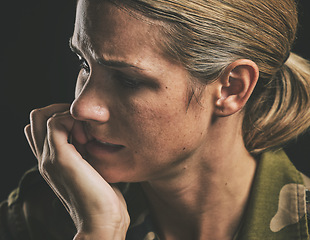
301;173;310;189
0;167;76;240
237;149;310;239
0;169;153;240
300;172;310;230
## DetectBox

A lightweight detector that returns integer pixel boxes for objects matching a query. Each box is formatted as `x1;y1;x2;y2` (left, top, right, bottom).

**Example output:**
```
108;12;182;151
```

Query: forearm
74;228;128;240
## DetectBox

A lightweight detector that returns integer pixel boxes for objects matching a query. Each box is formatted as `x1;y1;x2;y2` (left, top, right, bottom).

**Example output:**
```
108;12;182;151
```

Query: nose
70;76;110;123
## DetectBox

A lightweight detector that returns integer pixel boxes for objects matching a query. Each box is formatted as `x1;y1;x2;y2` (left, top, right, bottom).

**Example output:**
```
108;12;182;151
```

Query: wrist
74;229;127;240
73;221;129;240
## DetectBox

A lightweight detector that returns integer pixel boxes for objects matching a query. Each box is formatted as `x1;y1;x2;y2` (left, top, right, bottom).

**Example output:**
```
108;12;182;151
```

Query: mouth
79;123;125;156
94;138;124;149
85;138;125;156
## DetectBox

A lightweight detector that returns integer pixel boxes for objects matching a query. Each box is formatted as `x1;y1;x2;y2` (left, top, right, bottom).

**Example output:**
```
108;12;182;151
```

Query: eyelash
78;57;90;73
114;71;142;89
76;55;141;90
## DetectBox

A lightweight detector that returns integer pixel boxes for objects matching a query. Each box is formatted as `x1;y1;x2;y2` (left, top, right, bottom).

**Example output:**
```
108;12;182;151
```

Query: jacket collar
236;150;309;240
124;150;309;240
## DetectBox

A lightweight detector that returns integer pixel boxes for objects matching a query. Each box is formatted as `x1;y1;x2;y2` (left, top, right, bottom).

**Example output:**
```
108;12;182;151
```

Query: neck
141;119;257;240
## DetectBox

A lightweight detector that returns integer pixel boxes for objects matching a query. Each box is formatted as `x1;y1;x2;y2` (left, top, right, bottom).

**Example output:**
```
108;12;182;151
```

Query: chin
92;164;135;184
85;154;143;183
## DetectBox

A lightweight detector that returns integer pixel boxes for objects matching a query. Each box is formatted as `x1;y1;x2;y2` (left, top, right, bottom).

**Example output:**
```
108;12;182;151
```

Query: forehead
72;0;163;62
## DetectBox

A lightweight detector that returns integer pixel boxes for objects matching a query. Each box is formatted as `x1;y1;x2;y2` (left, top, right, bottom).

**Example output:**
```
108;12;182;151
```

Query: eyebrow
68;37;144;70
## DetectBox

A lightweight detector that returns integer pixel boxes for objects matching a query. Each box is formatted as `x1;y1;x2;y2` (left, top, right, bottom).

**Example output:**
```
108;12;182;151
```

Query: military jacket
0;150;309;239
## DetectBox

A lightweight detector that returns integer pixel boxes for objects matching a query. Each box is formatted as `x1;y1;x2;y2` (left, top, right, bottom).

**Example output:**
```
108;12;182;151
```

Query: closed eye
113;71;142;89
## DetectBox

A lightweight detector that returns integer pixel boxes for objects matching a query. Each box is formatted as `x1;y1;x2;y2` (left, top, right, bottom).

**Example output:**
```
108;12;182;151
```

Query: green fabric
0;150;309;239
126;149;310;240
236;150;309;240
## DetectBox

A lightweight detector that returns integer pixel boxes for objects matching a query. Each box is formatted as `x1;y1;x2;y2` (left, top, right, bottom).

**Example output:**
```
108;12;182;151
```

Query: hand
24;104;130;239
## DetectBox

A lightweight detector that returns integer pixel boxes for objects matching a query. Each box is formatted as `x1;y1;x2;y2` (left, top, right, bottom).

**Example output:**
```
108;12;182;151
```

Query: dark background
0;0;310;201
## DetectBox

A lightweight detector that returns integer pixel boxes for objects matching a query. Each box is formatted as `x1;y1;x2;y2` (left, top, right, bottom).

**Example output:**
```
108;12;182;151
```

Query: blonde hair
108;0;310;153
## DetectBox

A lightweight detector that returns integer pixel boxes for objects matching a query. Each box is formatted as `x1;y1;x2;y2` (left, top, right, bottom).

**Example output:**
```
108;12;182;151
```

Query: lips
86;131;125;157
85;137;125;156
76;123;125;156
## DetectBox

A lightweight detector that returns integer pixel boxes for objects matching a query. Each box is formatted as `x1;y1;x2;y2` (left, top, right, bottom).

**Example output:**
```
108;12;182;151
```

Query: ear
214;59;259;117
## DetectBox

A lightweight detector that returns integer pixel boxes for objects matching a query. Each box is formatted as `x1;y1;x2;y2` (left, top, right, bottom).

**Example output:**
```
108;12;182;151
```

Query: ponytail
243;53;310;154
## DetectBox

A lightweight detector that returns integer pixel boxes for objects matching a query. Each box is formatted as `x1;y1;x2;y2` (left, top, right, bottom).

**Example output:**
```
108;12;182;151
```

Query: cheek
122;99;205;156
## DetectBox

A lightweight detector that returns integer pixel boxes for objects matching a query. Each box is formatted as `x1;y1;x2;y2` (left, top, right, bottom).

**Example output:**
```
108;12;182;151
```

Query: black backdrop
1;0;310;201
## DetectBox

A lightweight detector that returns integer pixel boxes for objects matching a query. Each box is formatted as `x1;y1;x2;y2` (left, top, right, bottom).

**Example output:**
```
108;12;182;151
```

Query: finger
71;121;88;158
45;111;78;161
38;164;71;214
24;124;38;158
30;103;70;155
71;120;88;145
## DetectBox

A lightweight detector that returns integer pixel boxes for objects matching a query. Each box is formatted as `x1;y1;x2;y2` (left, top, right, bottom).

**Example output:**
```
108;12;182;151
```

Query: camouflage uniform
0;150;309;240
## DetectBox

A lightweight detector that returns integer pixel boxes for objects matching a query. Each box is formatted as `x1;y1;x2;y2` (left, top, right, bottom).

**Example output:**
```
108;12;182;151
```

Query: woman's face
70;0;215;183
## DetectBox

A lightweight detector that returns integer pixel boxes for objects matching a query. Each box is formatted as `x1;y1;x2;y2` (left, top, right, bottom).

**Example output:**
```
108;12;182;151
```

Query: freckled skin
70;0;215;183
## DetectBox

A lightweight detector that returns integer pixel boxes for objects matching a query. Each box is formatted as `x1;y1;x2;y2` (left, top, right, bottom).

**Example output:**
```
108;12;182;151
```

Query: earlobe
214;59;259;117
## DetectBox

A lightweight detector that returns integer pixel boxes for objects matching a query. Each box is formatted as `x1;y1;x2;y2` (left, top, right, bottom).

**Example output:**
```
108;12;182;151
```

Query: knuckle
30;108;42;120
47;112;71;130
47;115;58;128
38;159;47;175
41;158;52;172
24;124;30;133
40;156;56;176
